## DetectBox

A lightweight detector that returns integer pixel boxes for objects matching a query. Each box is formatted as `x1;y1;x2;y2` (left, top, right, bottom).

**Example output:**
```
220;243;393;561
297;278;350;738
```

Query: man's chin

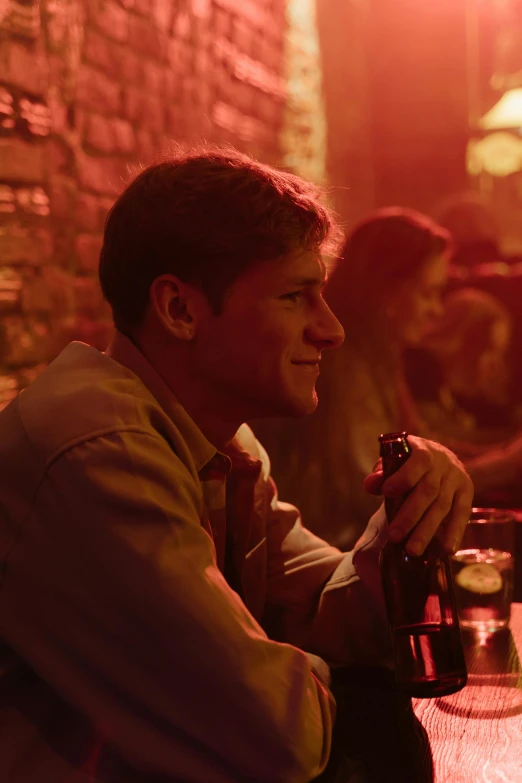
285;392;318;418
253;389;318;419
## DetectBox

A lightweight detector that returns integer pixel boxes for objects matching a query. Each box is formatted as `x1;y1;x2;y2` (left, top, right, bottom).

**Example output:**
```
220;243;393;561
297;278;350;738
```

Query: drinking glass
452;508;515;632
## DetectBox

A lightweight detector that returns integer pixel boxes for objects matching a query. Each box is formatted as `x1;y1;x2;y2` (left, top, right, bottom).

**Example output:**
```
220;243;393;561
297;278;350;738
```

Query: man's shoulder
6;342;173;460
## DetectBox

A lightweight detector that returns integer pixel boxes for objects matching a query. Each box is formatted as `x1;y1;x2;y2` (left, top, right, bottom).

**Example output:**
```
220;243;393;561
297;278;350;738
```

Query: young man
0;148;473;783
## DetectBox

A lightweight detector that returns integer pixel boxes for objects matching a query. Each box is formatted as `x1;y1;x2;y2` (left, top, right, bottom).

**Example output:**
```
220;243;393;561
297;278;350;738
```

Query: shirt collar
222;436;263;476
105;331;218;473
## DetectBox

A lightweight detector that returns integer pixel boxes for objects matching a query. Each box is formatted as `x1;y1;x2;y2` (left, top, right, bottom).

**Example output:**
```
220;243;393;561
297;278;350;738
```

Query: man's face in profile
190;249;344;422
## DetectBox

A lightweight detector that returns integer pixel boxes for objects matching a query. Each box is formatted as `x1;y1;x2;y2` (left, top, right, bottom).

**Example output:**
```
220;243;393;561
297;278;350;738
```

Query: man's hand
363;435;474;556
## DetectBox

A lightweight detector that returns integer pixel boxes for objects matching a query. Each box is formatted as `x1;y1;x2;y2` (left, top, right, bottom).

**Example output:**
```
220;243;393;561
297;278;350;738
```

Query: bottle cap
378;431;408;443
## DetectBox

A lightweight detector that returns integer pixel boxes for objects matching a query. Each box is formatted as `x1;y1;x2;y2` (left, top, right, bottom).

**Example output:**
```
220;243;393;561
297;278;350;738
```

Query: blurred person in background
435;190;522;405
253;208;522;553
434;191;502;270
405;287;520;442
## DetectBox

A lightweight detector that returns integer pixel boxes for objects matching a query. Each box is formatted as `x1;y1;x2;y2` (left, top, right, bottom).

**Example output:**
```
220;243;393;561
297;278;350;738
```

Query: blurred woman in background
405;287;519;443
253;208;522;550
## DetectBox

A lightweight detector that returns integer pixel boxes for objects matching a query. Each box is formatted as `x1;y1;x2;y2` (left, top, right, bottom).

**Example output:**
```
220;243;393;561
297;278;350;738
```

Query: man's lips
291;360;320;372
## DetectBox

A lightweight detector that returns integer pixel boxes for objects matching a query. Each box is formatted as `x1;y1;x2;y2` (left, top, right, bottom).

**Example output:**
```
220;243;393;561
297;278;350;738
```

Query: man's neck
132;334;242;451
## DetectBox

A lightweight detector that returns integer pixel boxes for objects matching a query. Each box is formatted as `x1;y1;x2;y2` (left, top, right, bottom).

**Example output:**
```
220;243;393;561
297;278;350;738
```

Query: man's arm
0;430;334;783
259;433;473;666
262;475;393;667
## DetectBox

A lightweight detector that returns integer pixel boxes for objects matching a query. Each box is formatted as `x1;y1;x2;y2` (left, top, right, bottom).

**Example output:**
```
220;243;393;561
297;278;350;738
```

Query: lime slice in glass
456;563;502;594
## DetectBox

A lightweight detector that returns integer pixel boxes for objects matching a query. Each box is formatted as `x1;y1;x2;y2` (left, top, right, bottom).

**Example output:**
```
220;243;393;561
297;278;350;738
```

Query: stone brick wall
0;0;309;409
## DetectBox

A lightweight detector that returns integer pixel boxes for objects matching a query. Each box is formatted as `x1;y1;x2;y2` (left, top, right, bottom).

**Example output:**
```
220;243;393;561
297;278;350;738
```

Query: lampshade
479;88;522;131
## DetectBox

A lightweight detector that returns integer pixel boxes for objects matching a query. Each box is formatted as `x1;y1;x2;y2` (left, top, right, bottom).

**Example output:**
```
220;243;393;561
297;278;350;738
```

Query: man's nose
308;302;345;349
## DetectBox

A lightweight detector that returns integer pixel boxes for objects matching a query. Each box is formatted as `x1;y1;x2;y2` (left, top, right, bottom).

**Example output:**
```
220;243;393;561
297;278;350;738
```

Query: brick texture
76;66;121;115
0;139;47;183
0;0;311;390
0;40;48;95
75;234;104;274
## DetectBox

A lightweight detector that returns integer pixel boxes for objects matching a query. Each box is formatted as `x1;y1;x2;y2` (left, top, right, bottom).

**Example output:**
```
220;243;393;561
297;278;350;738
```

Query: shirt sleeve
0;430;334;783
258;441;393;669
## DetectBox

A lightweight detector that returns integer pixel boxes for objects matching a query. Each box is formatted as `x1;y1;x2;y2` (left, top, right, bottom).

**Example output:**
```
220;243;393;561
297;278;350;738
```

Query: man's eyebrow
283;276;327;288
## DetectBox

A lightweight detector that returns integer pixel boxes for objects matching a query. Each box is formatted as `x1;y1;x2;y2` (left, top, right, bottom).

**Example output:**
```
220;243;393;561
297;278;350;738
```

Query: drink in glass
452;509;515;632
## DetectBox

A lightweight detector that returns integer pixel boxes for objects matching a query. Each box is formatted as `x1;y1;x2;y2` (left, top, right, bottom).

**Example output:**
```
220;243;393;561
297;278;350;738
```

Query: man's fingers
364;433;474;555
401;475;455;555
387;469;441;543
381;444;433;496
437;481;474;554
388;472;473;555
363;468;385;495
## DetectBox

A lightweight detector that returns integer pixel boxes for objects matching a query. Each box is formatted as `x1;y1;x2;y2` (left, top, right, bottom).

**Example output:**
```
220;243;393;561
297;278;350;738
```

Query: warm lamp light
468;132;522;177
479;88;522;131
468;88;522;177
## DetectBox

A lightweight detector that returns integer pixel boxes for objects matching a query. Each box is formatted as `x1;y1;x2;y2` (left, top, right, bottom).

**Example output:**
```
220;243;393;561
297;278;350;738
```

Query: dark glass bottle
379;432;467;698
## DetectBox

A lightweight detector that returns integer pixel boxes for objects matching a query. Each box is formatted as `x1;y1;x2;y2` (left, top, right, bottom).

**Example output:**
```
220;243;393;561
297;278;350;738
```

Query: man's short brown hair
99;146;341;333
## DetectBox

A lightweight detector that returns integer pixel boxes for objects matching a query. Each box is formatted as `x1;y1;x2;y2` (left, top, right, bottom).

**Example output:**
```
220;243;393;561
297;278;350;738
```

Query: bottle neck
379;433;411;478
379;432;411;522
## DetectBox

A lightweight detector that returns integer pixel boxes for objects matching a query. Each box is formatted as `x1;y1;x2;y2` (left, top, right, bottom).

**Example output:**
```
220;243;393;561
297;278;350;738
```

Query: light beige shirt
0;333;390;782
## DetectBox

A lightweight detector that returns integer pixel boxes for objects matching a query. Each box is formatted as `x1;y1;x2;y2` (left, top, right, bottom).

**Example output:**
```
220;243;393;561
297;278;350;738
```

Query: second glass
452;508;515;632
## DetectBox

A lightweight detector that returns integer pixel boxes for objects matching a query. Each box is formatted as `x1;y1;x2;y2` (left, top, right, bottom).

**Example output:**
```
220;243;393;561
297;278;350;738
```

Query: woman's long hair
326;207;450;345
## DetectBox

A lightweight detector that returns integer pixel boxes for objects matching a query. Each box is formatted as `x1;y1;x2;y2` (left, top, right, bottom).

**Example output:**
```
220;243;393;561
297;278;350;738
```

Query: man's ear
149;275;200;341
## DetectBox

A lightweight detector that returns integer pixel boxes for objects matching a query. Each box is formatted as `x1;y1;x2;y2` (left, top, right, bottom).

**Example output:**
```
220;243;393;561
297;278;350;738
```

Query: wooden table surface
413;603;522;782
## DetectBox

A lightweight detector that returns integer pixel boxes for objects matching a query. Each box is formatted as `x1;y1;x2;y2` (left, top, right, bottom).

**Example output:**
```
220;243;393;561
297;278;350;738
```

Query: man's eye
281;291;302;303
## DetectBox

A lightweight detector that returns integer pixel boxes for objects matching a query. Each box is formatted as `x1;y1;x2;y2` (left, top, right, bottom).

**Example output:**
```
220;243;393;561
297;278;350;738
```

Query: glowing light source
282;0;327;184
467;89;522;178
479;88;522;131
468;132;522;177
